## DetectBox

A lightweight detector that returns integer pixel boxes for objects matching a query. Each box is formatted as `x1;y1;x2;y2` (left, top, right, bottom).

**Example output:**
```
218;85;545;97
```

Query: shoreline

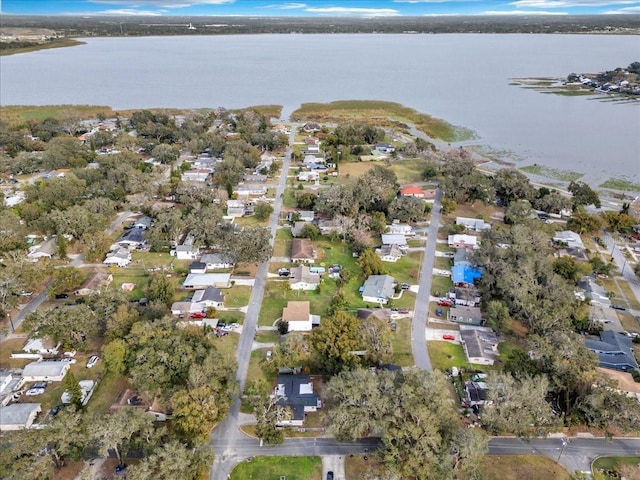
0;38;85;56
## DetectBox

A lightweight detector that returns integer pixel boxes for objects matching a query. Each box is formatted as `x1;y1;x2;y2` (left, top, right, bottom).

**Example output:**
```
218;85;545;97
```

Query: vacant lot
230;456;322;480
482;455;572;480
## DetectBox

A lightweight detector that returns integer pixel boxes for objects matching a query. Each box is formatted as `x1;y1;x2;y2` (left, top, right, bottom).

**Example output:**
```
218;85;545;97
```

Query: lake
1;34;639;187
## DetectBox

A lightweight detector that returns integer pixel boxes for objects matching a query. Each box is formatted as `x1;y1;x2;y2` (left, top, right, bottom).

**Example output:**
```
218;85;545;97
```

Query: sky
1;0;640;17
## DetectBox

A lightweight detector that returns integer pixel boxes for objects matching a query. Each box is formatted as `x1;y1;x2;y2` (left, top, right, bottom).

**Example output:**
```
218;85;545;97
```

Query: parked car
401;283;410;290
278;268;290;277
54;293;69;299
49;404;64;416
390;322;397;332
26;387;45;396
190;312;206;319
610;304;626;311
32;383;47;390
438;299;453;307
86;355;99;368
442;334;456;341
398;309;410;315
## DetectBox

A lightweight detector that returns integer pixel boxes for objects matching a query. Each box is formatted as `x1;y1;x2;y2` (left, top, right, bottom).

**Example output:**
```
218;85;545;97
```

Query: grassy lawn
345;456;387;480
214;332;240;359
224;286;252;308
592;456;640;480
616;280;640;311
617;312;640;334
230;456;322;480
283;188;297;208
482;456;572;480
217;310;245;325
390;159;431;184
431;274;452;297
109;267;149;300
390;318;414;367
259;279;339;326
0;338;32;369
246;348;277;386
390;251;423;284
434;257;452;271
428;340;470;372
256;330;281;343
86;372;132;415
274;228;293;257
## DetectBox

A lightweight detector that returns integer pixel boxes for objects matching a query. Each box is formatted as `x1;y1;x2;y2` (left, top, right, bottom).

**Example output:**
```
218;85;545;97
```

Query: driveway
425;327;461;343
322;455;345;480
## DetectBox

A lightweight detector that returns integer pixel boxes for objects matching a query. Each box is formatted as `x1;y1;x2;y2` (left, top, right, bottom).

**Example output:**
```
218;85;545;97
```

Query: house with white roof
0;403;41;431
387;224;414;236
376;244;403;263
448;234;479;250
22;361;70;382
553;230;585;250
456;217;491;232
226;199;246;218
103;248;131;267
27;237;56;260
181;169;211;182
182;273;231;289
380;234;408;247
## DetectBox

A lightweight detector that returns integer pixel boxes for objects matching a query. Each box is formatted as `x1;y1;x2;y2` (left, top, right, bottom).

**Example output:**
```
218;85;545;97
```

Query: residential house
244;174;268;183
376;244;403;263
553;230;585;250
303;137;320;154
453;248;474;267
578;277;611;307
380;234;408;248
463;381;490;407
289;211;315;223
191;286;224;308
289;266;320;291
27;237;56;260
448;234;479;250
114;229;145;250
318;219;339;235
0;373;23;407
235;184;267;198
182;273;231;289
0;403;41;431
273;375;321;426
302;155;323;167
399;185;426;198
585;331;639;371
292;221;312;238
451;265;482;286
302;122;321;133
387;224;414;236
226;200;246;218
456;217;491;232
361;275;396;305
189;261;207;274
200;253;235;270
171;244;200;260
297;171;319;182
103;248;131;267
459;326;499;366
132;216;152;230
375;143;395;154
447;306;484;326
272;124;290;135
181;169;211;182
282;301;320;332
291;238;316;263
75;272;113;296
171;301;205;316
22;361;71;382
448;287;481;307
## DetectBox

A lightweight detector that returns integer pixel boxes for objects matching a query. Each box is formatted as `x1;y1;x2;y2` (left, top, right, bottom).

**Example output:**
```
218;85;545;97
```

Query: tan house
291;238;316;263
75;272;113;296
282;301;320;332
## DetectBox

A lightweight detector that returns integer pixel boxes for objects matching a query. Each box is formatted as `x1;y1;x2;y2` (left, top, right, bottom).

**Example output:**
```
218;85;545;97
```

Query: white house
376;244;403;263
387;224;414;236
181;169;211;182
182;273;231;289
297;171;319;182
27;237;56;260
22;361;70;382
226;199;246;218
361;275;396;305
456;217;491;232
282;301;320;332
380;234;408;247
103;248;131;267
200;253;236;270
448;234;479;250
289;266;320;291
0;403;41;431
553;230;585;250
171;244;200;260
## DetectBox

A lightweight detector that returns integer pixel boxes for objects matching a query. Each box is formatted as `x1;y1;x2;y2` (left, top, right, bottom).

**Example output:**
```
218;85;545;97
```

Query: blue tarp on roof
452;265;482;285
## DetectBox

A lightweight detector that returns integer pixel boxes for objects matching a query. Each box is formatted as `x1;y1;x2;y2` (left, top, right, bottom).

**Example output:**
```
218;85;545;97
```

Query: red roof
400;185;425;196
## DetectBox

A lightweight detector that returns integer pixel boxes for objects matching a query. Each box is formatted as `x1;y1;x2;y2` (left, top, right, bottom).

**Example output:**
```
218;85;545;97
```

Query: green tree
357;248;385;278
309;311;362;375
360;316;393;366
102;338;127;375
23;304;98;350
492;168;535;207
299;223;321;240
151;143;180;164
568;181;601;209
567;211;603;234
577;383;640;434
270;332;309;371
504;199;533;225
553;256;580;283
246;380;291;445
125;441;213;480
171;386;220;444
253;201;273;221
146;271;173;306
63;371;84;408
51;266;84;296
387;196;425;222
485;299;510;331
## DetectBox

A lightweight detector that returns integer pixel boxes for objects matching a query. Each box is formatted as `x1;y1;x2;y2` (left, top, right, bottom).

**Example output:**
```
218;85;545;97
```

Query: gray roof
585;331;638;371
275;375;319;421
378;244;403;258
453;248;474;266
0;403;41;427
118;229;144;244
200;253;236;265
22;361;70;378
289;265;320;286
192;286;224;304
362;275;396;301
459;326;499;363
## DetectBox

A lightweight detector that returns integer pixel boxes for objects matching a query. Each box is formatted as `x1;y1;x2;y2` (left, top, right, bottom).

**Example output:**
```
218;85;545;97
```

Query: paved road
209;125;296;480
603;231;640;305
410;188;442;372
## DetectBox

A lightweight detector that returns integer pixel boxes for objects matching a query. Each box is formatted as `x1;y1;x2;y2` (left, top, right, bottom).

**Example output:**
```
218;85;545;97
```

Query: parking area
322;455;345;480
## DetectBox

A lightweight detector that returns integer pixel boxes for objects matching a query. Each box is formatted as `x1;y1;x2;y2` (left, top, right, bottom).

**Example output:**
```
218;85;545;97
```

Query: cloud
89;0;234;8
304;7;401;16
394;0;483;3
510;0;638;7
477;9;569;14
79;8;164;15
603;5;640;11
262;2;307;9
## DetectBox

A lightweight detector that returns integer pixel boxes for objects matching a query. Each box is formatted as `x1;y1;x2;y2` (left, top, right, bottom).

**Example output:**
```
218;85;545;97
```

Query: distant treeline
1;14;639;37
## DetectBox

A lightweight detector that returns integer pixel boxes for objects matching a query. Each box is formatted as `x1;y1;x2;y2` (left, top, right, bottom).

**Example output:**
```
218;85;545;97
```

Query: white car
26;387;45;396
86;355;99;368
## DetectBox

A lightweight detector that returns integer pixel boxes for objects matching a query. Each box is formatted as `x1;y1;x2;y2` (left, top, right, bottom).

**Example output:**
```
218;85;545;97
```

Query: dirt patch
596;367;640;394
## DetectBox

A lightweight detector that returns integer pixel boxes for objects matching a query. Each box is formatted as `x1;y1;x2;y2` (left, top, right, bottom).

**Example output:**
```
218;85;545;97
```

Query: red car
190;312;206;319
442;334;456;341
438;299;453;307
